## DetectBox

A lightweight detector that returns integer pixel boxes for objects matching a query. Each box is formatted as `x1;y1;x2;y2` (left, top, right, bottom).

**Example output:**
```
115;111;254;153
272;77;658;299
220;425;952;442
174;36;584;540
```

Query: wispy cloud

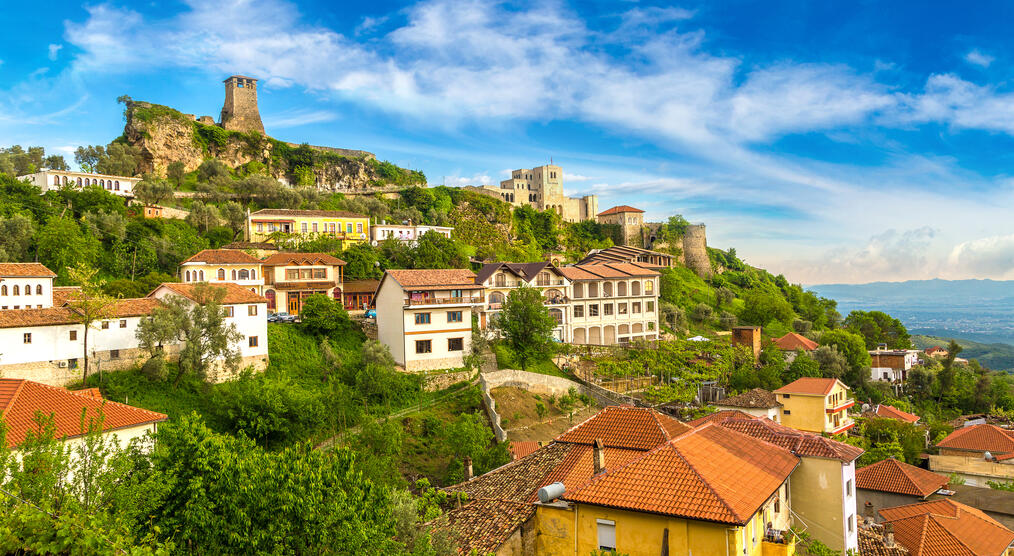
48;44;63;61
443;173;492;186
965;49;994;68
263;109;338;128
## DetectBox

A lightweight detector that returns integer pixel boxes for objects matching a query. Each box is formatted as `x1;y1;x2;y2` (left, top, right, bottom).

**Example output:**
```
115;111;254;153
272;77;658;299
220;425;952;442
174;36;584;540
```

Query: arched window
53;176;60;186
264;289;276;310
62;176;68;185
239;269;250;280
1;285;7;295
199;270;205;281
632;281;641;296
84;178;90;186
24;285;30;296
36;285;42;295
114;180;120;191
185;270;191;281
12;286;18;295
100;179;105;187
231;269;238;280
250;269;256;280
489;292;505;305
218;268;226;280
644;280;654;293
77;177;82;185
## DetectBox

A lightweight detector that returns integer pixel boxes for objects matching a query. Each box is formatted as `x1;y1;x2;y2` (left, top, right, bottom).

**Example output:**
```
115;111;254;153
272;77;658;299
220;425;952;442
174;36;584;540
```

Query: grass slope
912;334;1014;372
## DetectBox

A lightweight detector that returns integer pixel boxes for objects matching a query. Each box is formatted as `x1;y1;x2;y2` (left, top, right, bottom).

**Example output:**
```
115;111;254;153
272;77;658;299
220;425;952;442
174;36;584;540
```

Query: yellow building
247;209;369;247
179;249;264;293
438;406;799;556
774;377;855;435
260;253;345;315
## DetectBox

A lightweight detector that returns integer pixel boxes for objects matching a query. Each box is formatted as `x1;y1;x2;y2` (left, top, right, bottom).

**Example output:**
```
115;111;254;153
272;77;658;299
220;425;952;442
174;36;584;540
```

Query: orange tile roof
879;499;1014;556
342;279;379;293
509;441;541;461
563;424;799;525
597;205;644;216
695;411;864;462
555;406;693;450
51;286;81;306
260;252;346;266
936;424;1014;454
774;377;844;395
151;283;267;305
0;379;166;448
0;263;57;277
772;332;818;351
0;307;78;329
181;249;262;265
873;404;921;424
688;409;756;426
383;269;478;289
557;266;600;281
250;208;366;218
856;458;948;498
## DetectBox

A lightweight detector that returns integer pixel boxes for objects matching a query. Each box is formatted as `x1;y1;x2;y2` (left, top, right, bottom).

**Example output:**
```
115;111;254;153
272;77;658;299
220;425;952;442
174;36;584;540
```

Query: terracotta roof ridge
894;460;926;493
1;379;27;417
563;435;673;495
34;382;168;422
927;513;977;555
667;437;744;522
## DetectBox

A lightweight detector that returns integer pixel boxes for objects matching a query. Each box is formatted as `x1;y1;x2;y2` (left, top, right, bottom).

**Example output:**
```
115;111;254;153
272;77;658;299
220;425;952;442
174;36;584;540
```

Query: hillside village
4;76;1014;555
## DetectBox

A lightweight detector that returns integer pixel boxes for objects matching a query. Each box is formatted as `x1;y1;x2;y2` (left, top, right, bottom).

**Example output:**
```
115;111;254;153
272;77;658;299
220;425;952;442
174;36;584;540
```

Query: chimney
593;438;605;475
863;501;875;524
463;457;473;481
883;523;895;548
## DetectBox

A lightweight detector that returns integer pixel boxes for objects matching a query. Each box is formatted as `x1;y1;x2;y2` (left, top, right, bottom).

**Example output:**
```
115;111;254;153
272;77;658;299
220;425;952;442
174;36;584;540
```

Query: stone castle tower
220;75;265;134
682;224;712;278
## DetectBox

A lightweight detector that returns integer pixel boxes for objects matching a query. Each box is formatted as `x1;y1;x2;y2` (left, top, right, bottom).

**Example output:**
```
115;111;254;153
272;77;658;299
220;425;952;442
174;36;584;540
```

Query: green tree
66;264;118;385
74;145;105;173
167;161;186;188
37;217;100;281
96;143;142;176
491;284;557;371
132;177;174;206
197;159;231;182
844;310;911;349
135;283;242;385
0;214;35;262
819;329;872;382
439;413;510;483
186;201;223;233
785;352;822;382
740;290;794;326
299;294;353;337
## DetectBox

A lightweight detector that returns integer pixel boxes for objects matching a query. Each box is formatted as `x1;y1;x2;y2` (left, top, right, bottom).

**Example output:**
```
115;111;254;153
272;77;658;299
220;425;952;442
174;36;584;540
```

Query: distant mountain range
809;279;1014;358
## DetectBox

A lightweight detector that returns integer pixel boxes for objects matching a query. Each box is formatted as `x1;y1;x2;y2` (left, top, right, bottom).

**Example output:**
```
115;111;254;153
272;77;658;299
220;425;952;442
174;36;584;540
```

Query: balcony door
288;295;300;314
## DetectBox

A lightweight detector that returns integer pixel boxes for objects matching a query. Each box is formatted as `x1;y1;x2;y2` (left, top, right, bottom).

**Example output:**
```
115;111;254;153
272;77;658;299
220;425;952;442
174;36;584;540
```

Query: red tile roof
260;252;346;266
382;269;478;289
772;332;818;351
181;249;262;265
509;441;541;460
51;286;81;306
0;379;166;448
695;411;864;462
0;307;78;329
873;404;921;424
597;205;644;216
774;377;844;395
555;406;693;450
250;209;366;218
563;424;798;525
342;279;379;293
150;283;267;305
936;424;1014;454
0;263;57;277
856;458;948;498
879;499;1014;556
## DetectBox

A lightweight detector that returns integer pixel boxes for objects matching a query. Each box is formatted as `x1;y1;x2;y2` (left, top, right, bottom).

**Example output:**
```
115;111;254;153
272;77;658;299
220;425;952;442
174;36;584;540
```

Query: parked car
270;312;297;323
364;309;377;319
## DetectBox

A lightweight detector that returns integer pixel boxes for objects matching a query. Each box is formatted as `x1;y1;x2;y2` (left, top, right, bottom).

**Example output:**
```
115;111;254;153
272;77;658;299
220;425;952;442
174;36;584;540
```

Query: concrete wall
856;489;922;521
929;454;1014;486
0;277;54;309
789;456;855;552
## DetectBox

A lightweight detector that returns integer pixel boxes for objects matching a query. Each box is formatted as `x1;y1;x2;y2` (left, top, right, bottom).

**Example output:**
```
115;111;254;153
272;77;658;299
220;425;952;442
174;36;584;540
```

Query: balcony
826;400;855;413
535;279;565;286
405;296;482;307
829;418;856;435
761;533;795;556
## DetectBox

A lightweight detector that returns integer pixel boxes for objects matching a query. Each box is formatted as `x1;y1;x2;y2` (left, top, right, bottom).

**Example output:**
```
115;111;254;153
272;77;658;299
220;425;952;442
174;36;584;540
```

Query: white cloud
965;49;994;68
48;44;63;61
356;15;388;35
948;234;1014;279
565;173;594;182
443;173;492;186
891;73;1014;134
263;109;338;128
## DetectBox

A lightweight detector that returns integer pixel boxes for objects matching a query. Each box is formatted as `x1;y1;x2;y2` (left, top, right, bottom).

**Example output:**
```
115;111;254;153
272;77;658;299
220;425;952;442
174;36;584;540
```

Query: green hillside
912;334;1014;372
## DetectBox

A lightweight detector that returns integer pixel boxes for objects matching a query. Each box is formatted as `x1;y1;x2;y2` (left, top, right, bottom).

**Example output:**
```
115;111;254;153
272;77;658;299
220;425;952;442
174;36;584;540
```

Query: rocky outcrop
122;101;421;190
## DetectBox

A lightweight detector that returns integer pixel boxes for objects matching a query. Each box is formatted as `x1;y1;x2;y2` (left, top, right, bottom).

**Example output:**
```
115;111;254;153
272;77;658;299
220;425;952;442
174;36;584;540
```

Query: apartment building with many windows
260;253;345;315
0;263;57;310
375;269;483;371
247;209;369;247
179;249;264;292
17;169;140;197
558;263;660;344
475;262;571;341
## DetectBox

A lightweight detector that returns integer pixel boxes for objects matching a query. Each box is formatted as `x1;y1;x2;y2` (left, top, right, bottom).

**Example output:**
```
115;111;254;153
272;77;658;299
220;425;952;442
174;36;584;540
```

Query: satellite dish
985;451;994;461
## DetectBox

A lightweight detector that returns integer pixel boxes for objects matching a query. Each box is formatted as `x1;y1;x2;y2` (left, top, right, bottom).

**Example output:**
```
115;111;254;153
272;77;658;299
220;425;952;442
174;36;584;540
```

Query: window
603;303;613;316
648;322;655;331
110;349;120;360
448;337;464;351
23;333;31;344
12;286;18;295
101;321;110;329
846;479;853;497
783;409;791;415
646;301;655;313
313;268;326;279
357;223;363;233
257;223;264;232
286;269;299;280
0;285;6;295
224;306;235;317
415;340;432;354
114;181;120;191
632;302;641;314
573;305;584;318
239;269;250;280
36;285;42;295
415;313;431;324
447;311;463;323
618;303;627;315
24;285;30;296
597;519;616;551
450;289;462;299
69;358;78;369
774;496;780;513
782;394;791;399
847;514;854;533
312;223;318;233
346;223;353;233
249;336;259;347
248;305;258;316
589;304;599;317
232;269;238;280
69;330;77;341
645;280;654;293
218;268;226;280
120;320;127;328
301;223;308;233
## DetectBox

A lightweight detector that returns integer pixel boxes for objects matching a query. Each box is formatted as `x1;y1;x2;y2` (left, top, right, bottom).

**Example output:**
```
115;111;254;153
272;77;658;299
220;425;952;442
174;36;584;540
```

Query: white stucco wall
0;276;54;309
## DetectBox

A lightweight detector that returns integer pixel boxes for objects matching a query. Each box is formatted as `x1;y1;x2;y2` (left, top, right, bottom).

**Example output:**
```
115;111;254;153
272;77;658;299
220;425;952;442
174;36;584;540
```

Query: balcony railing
405;296;482;307
826;400;855;413
535;279;565;286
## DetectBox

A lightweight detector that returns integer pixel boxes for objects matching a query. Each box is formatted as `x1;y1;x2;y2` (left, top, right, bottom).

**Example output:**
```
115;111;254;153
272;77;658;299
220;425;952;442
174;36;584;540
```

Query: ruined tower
219;75;265;134
682;224;713;278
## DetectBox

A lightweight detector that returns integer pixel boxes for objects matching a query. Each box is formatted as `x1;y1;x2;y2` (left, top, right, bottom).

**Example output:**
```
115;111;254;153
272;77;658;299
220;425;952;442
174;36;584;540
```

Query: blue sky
4;0;1014;284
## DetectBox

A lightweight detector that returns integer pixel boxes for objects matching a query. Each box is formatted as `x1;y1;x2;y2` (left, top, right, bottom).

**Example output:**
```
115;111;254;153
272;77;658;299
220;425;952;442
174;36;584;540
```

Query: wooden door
288;295;300;314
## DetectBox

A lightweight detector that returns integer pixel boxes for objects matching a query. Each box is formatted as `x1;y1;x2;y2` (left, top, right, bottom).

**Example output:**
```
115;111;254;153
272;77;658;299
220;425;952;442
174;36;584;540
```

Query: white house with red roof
0;263;57;310
930;424;1014;486
179;249;264;292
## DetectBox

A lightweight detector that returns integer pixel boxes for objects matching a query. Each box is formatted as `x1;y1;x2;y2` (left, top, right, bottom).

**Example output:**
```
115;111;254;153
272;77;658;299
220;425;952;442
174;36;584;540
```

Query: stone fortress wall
681;224;712;277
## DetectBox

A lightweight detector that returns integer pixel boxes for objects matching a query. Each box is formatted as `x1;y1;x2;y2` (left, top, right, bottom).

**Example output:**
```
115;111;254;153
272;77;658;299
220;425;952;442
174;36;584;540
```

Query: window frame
415;339;432;354
448;337;464;351
415;313;431;325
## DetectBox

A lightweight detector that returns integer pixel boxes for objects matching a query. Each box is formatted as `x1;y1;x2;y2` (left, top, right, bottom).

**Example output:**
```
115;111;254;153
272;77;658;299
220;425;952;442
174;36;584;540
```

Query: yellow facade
534;498;794;556
778;381;854;435
788;456;854;552
248;212;369;248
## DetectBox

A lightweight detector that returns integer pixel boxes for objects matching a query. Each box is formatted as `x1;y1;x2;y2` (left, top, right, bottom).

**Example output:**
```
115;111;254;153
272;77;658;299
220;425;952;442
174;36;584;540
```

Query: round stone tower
682;224;713;278
219;75;265;135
